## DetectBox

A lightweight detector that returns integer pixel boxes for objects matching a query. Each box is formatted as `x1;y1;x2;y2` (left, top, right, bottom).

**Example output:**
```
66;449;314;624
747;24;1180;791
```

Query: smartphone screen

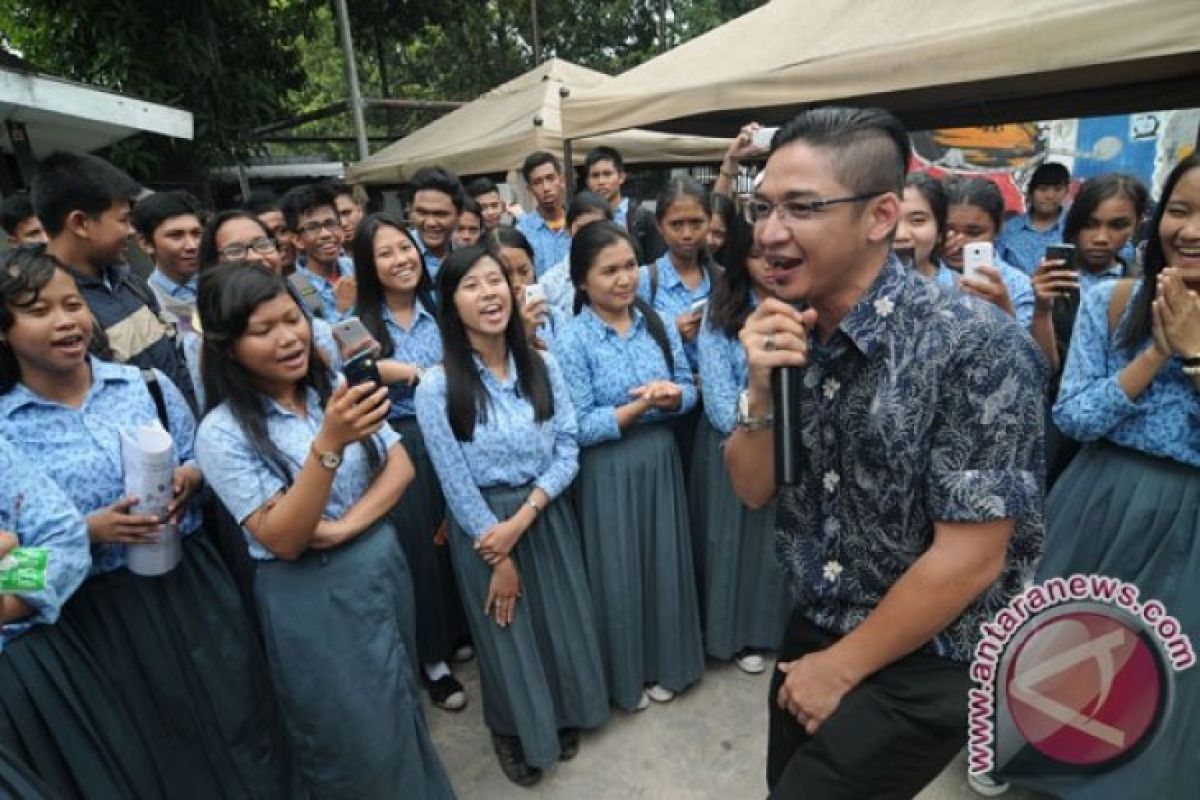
1045;244;1077;268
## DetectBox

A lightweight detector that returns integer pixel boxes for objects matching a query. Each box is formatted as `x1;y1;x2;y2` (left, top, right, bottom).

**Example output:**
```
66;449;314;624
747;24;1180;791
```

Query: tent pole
334;0;370;161
562;138;574;200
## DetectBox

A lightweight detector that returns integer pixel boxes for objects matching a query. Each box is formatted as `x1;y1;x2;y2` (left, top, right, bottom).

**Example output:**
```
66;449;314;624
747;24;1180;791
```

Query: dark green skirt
0;745;52;799
254;521;455;800
447;486;610;769
1013;441;1200;798
576;423;704;711
0;530;293;800
689;416;791;659
390;416;469;665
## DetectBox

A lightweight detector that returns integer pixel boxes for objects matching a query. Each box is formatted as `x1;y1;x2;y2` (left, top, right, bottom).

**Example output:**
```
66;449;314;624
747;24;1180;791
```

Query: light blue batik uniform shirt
997;210;1067;275
696;296;758;436
293;254;354;321
637;253;712;372
0;435;92;649
377;301;442;420
934;258;1036;328
415;351;579;539
195;385;401;561
1054;279;1200;468
553;304;697;447
0;358;202;575
516;211;571;278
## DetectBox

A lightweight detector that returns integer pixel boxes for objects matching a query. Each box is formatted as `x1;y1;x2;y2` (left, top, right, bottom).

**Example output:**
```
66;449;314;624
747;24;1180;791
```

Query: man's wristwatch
735;390;774;431
312;444;343;470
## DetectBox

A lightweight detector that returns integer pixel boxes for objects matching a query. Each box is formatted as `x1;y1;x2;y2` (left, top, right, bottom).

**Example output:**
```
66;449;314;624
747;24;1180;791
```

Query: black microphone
772;365;802;487
772;301;809;487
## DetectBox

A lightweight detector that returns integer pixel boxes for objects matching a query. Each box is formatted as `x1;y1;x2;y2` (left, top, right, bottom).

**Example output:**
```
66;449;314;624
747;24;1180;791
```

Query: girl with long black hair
555;221;704;711
691;222;791;675
353;212;470;712
1012;155;1200;798
194;262;454;799
0;248;292;799
415;246;608;787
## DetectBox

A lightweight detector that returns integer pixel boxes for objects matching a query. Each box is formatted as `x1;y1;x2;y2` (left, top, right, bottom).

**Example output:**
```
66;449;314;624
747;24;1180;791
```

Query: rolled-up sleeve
928;322;1045;523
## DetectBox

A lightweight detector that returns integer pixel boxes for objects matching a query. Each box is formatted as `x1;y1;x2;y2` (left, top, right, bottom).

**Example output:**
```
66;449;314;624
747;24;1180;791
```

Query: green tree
0;0;317;185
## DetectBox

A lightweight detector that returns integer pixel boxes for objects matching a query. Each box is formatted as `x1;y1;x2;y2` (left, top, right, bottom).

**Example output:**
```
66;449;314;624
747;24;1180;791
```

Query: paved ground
426;656;1053;799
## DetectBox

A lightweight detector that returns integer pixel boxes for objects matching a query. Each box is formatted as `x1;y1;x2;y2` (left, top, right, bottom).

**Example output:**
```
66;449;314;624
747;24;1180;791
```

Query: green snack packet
0;548;49;593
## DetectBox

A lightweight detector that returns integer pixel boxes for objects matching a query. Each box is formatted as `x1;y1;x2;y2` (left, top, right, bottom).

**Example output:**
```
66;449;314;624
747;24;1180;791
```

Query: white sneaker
735;652;766;674
968;772;1010;797
635;691;650;711
645;684;676;703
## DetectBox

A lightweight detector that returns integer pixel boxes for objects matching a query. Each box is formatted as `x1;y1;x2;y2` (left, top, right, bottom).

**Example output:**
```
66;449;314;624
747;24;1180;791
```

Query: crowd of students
0;104;1195;800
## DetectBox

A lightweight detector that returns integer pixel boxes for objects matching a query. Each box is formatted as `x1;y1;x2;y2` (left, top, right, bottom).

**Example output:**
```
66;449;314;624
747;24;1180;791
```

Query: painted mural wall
911;108;1199;212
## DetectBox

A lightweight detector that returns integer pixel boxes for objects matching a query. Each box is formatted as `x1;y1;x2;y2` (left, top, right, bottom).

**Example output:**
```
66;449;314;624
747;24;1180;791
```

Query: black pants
767;609;969;799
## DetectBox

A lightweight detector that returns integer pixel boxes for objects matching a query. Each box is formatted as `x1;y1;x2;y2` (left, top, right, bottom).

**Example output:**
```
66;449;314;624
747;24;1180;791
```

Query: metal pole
334;0;370;161
531;0;541;64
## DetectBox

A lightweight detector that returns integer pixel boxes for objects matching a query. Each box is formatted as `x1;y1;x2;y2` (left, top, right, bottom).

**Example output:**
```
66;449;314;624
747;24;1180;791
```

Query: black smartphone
1044;243;1077;268
342;351;382;388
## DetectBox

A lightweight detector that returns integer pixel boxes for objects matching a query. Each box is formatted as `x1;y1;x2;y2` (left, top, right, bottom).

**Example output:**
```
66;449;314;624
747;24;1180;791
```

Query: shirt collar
381;301;435;330
836;255;906;359
0;356;132;419
581;303;646;339
471;350;519;391
149;269;198;295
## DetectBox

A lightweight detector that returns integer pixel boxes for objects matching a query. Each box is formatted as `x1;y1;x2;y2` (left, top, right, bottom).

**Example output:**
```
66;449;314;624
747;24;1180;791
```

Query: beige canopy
348;58;729;184
562;0;1200;139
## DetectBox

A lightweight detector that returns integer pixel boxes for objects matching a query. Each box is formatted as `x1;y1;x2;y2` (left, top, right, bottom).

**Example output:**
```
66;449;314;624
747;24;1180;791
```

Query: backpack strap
647;259;659;306
288;273;327;319
141;369;171;432
1106;279;1136;338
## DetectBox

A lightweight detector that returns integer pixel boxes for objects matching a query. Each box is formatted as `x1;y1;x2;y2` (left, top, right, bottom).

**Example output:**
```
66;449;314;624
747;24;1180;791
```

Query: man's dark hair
567;191;612;227
584;146;625;174
521;151;562;184
279;183;338;232
772;106;910;196
0;192;36;236
131;190;204;241
30;152;140;237
460;196;481;218
410;166;465;212
466;177;499;200
1028;162;1071;192
241;188;281;215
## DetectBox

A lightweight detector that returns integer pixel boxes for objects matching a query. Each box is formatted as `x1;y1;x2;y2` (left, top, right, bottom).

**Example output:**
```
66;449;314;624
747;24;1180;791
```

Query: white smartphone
331;316;375;359
962;242;993;280
524;283;546;306
752;126;779;150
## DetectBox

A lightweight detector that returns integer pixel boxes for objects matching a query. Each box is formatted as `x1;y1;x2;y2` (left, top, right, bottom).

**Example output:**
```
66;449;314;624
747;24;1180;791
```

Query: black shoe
492;733;542;787
428;674;467;711
558;728;580;761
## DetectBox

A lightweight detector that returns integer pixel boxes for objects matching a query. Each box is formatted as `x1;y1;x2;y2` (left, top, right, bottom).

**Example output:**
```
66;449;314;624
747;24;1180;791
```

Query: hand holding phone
962;242;994;281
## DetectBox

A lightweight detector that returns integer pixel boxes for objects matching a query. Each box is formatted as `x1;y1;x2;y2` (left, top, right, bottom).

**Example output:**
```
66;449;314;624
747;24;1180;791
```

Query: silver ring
763;333;777;352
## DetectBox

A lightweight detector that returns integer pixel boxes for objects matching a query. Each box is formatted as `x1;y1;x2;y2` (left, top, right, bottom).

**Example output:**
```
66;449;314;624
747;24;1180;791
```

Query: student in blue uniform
894;171;948;280
280;183;355;320
0;248;292;799
416;246;609;787
997;161;1071;275
554;220;704;711
1008;154;1200;800
540;191;612;317
353;212;470;713
938;175;1036;327
486;226;569;350
692;225;791;675
194;262;454;800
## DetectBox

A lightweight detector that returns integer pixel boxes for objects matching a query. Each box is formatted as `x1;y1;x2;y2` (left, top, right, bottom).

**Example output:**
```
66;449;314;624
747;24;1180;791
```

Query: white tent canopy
1;59;193;158
562;0;1200;139
348;58;729;184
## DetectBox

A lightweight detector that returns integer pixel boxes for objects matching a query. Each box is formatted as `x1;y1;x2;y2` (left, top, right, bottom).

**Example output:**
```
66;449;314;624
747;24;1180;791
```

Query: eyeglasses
744;192;885;225
219;237;278;260
297;219;340;236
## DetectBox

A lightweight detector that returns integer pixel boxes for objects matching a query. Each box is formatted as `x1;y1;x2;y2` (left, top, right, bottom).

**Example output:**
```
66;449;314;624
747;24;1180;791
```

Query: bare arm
312;442;414;549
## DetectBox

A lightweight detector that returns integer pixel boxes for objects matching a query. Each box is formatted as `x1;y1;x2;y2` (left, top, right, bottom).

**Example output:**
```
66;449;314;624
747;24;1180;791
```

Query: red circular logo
1005;611;1164;766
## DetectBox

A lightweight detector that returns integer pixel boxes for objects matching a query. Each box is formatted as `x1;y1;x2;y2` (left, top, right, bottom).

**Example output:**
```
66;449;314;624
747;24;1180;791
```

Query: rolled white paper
120;421;183;576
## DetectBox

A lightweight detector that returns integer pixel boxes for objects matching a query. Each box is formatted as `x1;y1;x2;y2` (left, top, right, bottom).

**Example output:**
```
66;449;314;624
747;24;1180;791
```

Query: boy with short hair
998;161;1071;275
409;167;465;278
0;192;48;246
516;152;570;277
279;183;355;320
132;190;204;316
584;146;665;263
32;152;197;409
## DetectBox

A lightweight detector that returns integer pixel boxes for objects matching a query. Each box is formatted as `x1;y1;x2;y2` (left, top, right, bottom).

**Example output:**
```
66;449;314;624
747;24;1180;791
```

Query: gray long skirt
0;530;293;800
254;522;455;800
576;423;704;711
390;416;469;665
689;416;791;659
1011;441;1200;798
447;486;610;770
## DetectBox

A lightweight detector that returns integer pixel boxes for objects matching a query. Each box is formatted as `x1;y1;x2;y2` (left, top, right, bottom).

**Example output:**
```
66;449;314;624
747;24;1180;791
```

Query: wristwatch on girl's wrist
312;443;342;470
